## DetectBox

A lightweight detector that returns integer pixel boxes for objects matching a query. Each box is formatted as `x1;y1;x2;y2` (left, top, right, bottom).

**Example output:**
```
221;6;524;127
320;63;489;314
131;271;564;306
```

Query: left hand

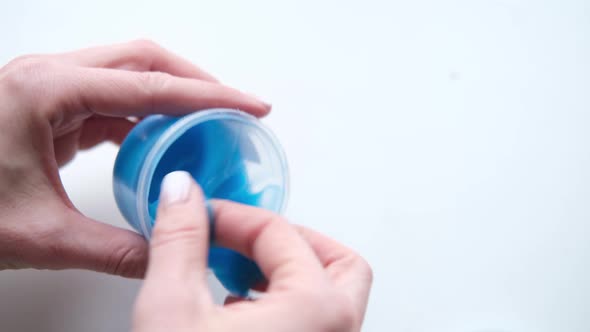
0;40;271;277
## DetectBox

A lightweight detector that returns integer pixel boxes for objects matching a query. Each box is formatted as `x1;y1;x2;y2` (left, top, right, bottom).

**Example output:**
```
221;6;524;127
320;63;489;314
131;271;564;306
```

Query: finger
60;210;148;278
211;200;324;291
52;117;136;166
52;66;270;118
78;116;137;149
58;40;219;82
145;171;211;300
295;225;368;272
295;225;373;317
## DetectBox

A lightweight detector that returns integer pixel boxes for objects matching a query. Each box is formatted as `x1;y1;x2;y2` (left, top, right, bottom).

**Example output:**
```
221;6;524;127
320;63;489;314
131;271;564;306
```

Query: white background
1;0;589;331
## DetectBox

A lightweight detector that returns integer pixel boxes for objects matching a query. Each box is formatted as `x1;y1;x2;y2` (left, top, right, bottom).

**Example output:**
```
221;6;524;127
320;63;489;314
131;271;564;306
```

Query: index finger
58;40;219;83
295;225;373;316
211;200;325;291
45;66;270;118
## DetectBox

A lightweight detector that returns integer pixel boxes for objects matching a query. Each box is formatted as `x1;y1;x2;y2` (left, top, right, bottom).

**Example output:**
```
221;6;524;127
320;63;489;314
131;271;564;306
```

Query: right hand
133;171;373;332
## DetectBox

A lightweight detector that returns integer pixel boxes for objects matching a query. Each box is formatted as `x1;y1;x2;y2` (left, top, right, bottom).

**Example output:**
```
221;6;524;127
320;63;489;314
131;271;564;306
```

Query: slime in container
112;109;289;296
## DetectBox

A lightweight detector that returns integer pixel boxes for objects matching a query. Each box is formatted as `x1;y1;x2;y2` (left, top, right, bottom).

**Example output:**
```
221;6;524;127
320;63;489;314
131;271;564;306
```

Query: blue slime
113;111;288;297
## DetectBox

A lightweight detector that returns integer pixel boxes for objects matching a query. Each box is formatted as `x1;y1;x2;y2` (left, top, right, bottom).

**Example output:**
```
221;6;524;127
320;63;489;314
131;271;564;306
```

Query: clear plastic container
113;109;289;296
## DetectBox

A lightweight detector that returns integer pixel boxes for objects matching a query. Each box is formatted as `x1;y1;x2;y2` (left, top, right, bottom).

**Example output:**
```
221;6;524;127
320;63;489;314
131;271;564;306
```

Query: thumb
61;211;149;278
145;171;211;292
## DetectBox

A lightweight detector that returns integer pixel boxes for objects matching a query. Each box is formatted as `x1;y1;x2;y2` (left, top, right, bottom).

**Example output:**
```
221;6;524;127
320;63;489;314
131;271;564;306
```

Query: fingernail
160;171;192;206
246;92;272;109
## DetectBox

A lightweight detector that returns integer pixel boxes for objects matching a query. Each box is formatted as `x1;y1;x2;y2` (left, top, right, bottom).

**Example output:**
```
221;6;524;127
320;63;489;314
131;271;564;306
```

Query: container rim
135;109;290;239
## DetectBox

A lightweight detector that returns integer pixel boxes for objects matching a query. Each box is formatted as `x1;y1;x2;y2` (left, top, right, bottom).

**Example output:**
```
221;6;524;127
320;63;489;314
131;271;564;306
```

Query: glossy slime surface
113;111;287;297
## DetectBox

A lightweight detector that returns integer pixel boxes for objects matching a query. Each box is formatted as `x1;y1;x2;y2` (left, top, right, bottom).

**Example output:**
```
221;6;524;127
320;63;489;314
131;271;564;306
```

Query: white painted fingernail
160;171;192;206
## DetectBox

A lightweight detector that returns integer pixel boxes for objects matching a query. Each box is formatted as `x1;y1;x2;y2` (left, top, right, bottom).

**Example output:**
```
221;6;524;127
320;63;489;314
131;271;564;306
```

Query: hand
133;171;373;331
0;40;270;277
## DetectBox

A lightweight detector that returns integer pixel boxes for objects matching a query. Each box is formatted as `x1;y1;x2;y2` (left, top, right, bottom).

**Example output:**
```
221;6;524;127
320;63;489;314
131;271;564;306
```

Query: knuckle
151;226;202;247
3;55;49;76
337;254;374;285
245;214;287;251
138;70;171;85
106;244;147;278
130;39;163;53
137;70;172;92
355;256;373;284
0;55;55;97
4;54;42;69
126;39;165;71
135;71;173;111
151;213;207;247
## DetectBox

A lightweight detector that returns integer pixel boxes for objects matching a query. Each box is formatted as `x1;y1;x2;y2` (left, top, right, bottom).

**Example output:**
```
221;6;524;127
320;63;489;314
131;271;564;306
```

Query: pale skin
0;40;373;331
